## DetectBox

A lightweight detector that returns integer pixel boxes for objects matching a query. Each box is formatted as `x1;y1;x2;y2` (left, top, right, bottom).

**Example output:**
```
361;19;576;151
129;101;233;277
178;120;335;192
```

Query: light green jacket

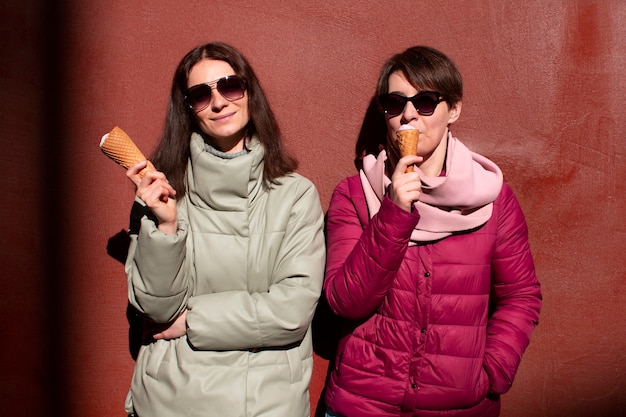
125;134;325;417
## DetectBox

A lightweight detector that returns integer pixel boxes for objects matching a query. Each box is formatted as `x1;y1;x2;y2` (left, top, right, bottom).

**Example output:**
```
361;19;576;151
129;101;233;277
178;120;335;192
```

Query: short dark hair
152;42;297;199
376;46;463;108
375;46;463;176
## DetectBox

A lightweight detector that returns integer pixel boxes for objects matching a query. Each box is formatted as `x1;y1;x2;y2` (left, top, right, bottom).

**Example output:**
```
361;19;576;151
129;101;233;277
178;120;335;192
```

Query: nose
210;87;228;112
400;100;419;124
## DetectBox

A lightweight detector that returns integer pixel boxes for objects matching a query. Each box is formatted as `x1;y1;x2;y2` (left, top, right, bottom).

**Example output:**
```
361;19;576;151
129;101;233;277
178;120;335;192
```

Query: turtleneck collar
186;132;264;211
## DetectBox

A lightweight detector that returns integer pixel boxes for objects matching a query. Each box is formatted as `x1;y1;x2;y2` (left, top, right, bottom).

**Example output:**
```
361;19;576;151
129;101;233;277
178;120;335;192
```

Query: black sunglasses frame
378;91;444;117
184;75;248;112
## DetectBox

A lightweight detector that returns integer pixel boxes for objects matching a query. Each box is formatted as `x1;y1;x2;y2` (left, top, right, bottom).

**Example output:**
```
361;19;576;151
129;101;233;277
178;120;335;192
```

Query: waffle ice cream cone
396;125;419;172
100;126;148;177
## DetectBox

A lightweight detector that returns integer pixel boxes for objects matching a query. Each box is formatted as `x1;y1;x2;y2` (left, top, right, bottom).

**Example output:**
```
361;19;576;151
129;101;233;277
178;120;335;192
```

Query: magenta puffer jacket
323;175;541;417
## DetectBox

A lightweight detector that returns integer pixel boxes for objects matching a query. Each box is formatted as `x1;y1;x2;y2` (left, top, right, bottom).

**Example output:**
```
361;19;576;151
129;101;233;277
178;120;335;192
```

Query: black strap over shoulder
128;201;159;235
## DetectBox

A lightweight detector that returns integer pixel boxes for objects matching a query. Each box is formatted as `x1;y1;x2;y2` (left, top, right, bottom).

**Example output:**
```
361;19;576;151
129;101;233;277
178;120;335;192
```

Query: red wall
2;1;625;416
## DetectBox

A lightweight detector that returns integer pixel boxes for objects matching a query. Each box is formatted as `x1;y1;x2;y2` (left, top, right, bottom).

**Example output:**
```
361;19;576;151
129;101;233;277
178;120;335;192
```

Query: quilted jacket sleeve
125;198;190;324
324;177;420;319
484;183;542;394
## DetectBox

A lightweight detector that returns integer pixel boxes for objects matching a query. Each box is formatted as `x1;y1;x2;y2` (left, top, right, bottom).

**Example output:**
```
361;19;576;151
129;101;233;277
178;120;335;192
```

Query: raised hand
127;161;178;234
387;154;422;212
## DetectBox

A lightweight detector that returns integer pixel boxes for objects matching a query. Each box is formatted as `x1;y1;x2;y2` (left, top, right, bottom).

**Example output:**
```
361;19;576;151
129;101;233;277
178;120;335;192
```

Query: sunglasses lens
186;84;212;111
216;76;246;101
412;93;439;115
380;94;407;117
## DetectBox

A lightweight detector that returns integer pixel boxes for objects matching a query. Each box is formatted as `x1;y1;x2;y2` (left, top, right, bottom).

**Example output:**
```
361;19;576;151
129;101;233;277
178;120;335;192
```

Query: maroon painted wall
2;1;624;416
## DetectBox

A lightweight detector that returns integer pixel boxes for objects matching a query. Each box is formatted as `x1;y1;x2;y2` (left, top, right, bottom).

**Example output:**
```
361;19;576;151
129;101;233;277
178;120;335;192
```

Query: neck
207;134;247;154
418;130;448;177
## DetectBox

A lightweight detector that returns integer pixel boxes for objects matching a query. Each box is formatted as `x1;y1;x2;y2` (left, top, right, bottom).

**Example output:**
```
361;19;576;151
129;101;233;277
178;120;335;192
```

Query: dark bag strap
128;200;159;235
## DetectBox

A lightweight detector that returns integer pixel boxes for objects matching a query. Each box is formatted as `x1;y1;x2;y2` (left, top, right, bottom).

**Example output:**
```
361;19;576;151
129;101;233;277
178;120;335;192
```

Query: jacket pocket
145;341;168;380
479;363;491;398
286;347;303;383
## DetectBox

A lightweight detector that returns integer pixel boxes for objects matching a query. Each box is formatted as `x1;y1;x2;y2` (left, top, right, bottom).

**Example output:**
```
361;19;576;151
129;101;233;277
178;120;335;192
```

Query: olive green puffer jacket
125;134;325;417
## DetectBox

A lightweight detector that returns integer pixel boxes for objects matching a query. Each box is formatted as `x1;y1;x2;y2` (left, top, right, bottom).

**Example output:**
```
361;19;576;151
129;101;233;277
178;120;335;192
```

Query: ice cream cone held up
100;126;150;177
396;124;419;172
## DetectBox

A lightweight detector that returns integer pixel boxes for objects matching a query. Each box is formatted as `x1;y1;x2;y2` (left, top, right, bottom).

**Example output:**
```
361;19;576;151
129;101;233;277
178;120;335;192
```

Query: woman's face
187;59;250;153
385;70;461;163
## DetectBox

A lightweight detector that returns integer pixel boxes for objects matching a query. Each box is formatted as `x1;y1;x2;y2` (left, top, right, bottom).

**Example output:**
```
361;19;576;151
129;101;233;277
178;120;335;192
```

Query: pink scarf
360;133;503;242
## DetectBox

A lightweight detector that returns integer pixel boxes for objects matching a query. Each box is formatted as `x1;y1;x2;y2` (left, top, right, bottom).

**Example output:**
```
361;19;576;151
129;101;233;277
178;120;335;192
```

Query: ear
447;101;462;124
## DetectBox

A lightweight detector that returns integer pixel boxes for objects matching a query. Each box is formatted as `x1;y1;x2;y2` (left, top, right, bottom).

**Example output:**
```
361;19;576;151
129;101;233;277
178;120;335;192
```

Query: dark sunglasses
378;91;444;117
184;75;247;112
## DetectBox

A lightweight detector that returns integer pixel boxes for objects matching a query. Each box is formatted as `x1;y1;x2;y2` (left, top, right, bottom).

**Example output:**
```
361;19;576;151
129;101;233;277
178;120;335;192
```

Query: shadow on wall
354;97;388;171
106;229;143;360
106;202;164;361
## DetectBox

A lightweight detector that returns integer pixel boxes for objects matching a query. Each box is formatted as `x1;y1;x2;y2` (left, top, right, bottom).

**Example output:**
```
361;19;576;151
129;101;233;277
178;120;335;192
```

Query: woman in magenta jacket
322;46;542;417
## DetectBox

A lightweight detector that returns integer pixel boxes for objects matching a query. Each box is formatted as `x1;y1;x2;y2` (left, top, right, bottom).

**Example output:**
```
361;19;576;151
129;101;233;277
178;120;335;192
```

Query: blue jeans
325;410;341;417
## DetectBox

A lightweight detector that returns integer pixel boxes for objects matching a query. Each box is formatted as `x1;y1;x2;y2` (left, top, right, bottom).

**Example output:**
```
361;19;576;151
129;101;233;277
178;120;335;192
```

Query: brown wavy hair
151;42;297;200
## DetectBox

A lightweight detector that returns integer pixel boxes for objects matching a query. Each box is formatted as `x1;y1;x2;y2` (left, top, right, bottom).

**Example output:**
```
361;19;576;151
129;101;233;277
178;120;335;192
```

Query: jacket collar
186;132;264;211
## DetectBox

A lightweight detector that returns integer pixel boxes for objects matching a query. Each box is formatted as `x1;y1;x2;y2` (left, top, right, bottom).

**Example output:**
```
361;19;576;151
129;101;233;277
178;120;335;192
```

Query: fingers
389;155;423;212
128;161;176;202
153;311;187;340
393;155;421;176
126;160;149;187
138;174;176;206
153;328;180;340
127;162;178;228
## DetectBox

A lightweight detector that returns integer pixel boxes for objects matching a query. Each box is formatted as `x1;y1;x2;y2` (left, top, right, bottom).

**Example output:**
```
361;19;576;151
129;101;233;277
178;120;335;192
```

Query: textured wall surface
1;1;625;416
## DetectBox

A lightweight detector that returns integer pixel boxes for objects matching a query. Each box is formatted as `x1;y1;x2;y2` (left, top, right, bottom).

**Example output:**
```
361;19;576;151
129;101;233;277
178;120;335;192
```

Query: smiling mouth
212;112;235;121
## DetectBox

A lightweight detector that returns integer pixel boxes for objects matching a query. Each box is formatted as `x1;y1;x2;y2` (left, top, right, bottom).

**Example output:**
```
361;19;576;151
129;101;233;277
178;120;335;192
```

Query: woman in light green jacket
124;42;325;417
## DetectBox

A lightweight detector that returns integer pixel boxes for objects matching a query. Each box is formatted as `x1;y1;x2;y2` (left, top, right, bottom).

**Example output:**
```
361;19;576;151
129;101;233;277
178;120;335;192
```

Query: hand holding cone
100;126;149;177
396;125;419;172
